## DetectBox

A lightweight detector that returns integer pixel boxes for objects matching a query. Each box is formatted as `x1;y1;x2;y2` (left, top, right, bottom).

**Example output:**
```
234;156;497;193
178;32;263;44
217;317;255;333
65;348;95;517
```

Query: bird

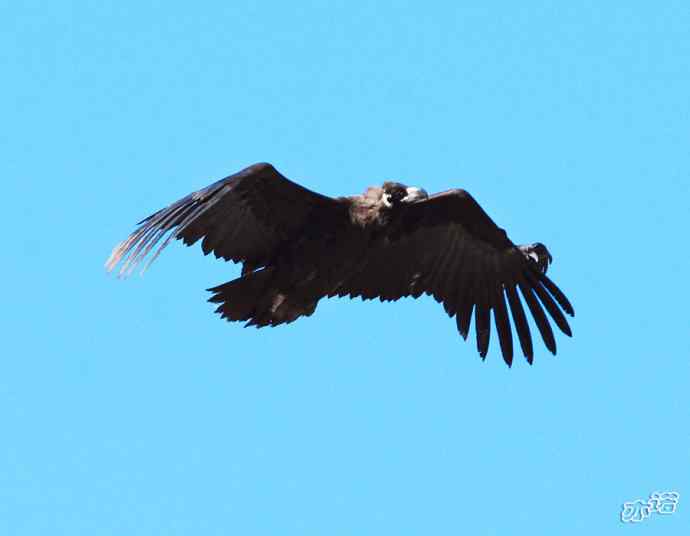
106;162;574;366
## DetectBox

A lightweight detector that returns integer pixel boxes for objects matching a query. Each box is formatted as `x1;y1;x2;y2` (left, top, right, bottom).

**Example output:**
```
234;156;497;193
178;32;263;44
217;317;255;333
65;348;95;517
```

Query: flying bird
106;163;574;366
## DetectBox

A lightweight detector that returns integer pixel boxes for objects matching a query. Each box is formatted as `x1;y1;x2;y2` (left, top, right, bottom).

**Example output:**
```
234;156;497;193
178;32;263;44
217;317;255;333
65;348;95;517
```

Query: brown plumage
106;162;574;366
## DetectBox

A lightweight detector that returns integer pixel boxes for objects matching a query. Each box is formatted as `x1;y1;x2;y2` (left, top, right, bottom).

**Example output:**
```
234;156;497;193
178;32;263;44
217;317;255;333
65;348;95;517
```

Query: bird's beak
404;187;428;203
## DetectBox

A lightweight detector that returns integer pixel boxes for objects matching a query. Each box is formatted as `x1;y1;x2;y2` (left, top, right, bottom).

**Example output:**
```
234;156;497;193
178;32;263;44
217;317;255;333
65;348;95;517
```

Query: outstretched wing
106;163;346;276
334;189;574;365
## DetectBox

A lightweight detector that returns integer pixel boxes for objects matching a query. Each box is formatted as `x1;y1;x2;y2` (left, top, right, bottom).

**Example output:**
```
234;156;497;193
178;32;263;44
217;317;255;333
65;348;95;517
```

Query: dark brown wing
335;189;574;366
105;163;346;276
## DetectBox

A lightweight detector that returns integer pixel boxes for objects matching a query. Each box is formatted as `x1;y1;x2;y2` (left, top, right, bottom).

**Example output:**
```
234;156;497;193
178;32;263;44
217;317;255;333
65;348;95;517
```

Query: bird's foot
519;242;552;274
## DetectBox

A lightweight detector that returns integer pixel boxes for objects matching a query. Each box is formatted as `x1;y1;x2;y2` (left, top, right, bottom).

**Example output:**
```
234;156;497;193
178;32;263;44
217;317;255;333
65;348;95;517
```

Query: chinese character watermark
621;491;679;523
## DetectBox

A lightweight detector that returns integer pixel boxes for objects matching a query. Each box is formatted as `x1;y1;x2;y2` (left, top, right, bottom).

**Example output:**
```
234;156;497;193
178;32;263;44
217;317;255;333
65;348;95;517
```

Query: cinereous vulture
106;163;574;366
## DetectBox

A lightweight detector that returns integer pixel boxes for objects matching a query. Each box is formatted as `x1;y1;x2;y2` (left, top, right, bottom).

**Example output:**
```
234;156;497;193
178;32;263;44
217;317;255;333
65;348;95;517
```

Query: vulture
106;162;574;366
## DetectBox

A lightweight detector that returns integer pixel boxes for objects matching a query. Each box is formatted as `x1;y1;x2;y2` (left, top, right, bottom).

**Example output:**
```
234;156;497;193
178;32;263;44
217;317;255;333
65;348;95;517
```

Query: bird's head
381;181;428;208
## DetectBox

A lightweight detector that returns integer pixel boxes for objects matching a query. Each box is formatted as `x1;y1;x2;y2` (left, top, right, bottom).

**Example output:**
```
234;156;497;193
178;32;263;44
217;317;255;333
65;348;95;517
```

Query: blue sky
3;1;689;534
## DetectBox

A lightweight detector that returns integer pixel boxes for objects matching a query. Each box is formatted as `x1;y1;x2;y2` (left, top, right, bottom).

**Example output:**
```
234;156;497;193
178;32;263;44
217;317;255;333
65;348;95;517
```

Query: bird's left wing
333;189;574;365
106;163;346;276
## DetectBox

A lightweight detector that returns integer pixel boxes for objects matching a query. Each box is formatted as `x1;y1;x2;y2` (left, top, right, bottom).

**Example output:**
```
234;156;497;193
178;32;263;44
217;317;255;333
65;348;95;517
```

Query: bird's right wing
334;189;574;365
106;163;347;276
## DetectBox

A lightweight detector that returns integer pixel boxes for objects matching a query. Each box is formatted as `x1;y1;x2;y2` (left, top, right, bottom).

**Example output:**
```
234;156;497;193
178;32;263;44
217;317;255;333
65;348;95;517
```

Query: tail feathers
207;268;273;322
207;269;319;327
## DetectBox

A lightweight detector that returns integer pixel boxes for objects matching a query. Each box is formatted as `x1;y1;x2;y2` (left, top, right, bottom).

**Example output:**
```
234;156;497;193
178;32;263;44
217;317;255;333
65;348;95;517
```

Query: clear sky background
2;1;689;534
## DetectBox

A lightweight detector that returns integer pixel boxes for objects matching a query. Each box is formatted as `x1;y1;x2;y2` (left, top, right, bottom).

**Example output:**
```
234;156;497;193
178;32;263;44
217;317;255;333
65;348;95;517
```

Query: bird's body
107;162;574;366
